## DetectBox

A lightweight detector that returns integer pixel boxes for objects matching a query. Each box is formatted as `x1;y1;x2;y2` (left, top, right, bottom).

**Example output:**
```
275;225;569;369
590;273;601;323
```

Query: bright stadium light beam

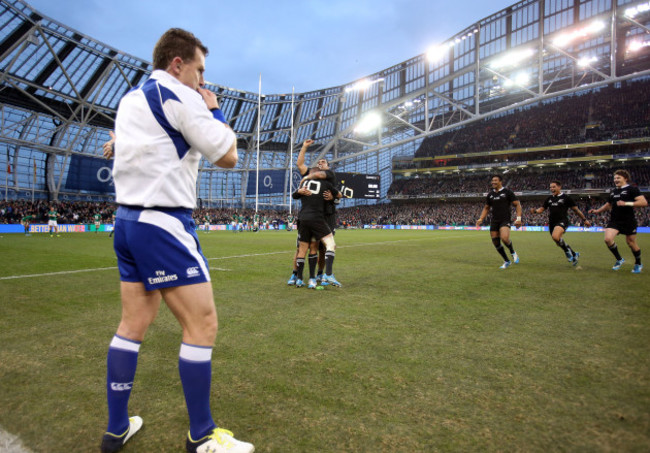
514;72;530;86
552;20;606;48
628;39;650;52
490;48;535;69
577;56;598;67
426;45;447;62
625;1;650;18
345;78;384;93
354;112;382;134
502;72;529;89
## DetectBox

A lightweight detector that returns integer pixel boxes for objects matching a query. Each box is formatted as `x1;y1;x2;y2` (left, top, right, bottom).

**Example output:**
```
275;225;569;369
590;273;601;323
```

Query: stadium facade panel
1;0;649;208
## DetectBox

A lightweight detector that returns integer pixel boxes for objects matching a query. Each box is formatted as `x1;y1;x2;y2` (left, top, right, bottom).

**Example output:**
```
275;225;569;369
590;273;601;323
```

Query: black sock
296;258;305;280
608;244;623;261
633;249;641;265
492;238;509;261
308;254;318;279
504;241;515;254
325;251;335;275
559;239;576;256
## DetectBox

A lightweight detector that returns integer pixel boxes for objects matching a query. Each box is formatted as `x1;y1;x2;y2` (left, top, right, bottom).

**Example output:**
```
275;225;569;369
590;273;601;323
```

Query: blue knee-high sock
106;335;140;435
179;343;216;440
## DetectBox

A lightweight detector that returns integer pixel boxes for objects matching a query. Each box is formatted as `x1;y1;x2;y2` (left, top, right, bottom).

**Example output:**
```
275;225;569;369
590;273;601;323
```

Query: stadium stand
1;0;648;223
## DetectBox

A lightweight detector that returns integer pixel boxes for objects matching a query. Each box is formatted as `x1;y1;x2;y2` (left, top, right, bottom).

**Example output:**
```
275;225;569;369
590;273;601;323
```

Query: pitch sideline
0;235;462;281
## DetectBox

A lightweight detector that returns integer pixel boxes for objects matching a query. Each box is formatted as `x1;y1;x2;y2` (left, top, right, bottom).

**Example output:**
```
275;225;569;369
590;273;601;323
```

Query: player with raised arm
588;169;648;273
100;28;253;453
292;171;341;289
476;175;522;269
287;139;314;285
313;157;341;284
530;180;591;266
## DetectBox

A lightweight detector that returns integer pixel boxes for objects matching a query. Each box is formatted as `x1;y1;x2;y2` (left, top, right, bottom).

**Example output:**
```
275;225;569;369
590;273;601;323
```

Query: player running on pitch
476;174;522;269
588;169;647;273
529;180;591;266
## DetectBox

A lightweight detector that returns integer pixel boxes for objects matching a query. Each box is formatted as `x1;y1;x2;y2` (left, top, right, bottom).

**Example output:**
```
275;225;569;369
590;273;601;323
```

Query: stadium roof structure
1;0;649;207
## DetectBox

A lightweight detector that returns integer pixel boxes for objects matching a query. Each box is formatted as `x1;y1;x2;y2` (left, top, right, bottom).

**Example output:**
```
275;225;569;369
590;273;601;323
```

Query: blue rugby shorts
114;206;210;291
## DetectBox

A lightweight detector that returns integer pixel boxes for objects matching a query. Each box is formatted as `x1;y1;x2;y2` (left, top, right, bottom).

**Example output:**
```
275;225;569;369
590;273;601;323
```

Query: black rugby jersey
293;178;339;222
543;193;576;225
486;188;518;223
608;185;642;224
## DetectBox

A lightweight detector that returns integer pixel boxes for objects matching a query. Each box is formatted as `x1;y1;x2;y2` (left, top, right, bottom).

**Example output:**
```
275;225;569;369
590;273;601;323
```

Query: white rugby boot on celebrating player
500;261;512;269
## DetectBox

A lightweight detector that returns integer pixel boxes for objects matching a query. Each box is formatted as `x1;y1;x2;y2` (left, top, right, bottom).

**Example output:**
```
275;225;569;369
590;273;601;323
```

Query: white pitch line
0;267;118;281
0;235;461;281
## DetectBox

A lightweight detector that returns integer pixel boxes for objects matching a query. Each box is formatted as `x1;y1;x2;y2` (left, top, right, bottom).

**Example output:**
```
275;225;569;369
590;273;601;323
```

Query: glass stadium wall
1;0;650;208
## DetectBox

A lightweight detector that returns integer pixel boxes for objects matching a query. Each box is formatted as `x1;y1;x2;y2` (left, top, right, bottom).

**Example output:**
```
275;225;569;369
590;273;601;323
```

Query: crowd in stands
394;145;650;171
388;164;650;197
2;192;648;229
0;200;291;228
416;78;650;158
2;165;648;229
336;198;650;228
0;200;115;225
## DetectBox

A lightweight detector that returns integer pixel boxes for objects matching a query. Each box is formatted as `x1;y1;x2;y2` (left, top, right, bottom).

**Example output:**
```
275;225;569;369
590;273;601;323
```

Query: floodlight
625;1;650;18
345;78;384;93
587;20;606;33
502;72;529;88
490;48;535;69
514;73;530;85
577;56;597;67
552;20;606;48
426;45;447;62
628;40;650;52
354;112;382;134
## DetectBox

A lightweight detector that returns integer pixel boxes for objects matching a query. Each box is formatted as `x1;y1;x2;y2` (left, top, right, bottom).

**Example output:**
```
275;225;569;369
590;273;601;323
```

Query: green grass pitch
0;229;649;452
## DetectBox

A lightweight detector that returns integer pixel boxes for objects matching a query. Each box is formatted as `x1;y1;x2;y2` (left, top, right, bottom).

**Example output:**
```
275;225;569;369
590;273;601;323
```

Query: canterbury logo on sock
110;382;133;391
